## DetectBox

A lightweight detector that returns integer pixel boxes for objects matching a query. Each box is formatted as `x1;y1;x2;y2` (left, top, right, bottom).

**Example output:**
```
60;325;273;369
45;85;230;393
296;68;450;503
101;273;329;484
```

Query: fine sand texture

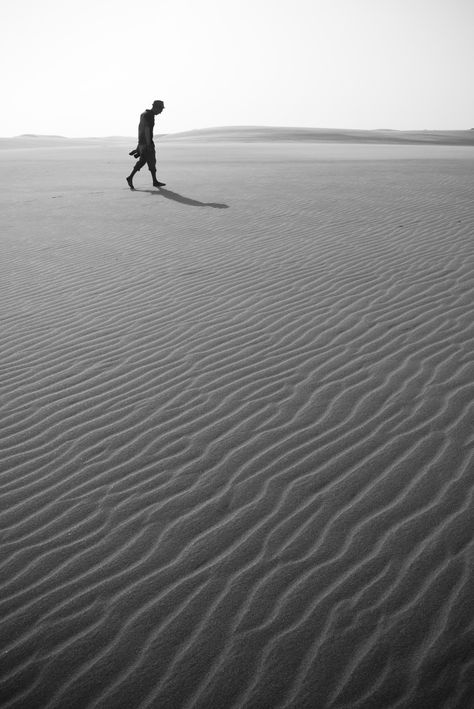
1;130;474;708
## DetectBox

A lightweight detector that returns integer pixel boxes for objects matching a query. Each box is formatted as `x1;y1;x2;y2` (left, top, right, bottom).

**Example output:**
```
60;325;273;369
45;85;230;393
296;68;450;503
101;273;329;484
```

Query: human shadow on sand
139;188;229;209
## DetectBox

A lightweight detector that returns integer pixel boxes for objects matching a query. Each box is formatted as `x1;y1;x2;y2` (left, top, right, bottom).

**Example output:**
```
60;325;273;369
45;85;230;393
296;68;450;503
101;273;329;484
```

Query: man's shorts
135;143;156;172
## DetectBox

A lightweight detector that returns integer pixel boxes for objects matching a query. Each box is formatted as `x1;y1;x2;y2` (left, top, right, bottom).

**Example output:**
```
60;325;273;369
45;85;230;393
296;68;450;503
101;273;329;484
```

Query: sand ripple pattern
1;144;474;708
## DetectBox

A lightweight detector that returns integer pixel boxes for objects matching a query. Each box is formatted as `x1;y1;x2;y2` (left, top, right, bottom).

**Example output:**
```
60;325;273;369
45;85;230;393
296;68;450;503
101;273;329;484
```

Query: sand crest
1;132;474;708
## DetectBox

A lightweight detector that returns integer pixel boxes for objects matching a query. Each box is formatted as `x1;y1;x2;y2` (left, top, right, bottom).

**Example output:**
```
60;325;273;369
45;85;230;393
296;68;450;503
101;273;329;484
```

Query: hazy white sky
2;0;473;136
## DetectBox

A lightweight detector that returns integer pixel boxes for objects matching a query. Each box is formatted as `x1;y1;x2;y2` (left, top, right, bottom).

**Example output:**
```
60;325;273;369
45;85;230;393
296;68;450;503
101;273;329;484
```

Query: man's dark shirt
138;109;155;146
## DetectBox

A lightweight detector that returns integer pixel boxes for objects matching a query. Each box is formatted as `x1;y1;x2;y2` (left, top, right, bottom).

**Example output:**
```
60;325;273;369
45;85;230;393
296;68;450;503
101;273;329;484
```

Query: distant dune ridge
1;135;474;708
163;125;474;145
1;125;474;147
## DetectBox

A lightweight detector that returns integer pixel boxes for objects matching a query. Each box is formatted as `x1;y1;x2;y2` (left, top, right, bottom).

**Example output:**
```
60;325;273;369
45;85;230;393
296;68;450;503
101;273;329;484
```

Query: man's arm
138;113;153;147
144;125;152;147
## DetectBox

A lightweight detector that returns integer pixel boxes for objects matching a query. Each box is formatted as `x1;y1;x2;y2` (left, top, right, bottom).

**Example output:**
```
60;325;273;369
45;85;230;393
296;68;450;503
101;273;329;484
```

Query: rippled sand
1;132;474;708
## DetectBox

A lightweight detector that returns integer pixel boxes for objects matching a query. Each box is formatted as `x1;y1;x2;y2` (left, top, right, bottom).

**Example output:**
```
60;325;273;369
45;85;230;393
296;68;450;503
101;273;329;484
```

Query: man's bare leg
126;165;140;190
151;170;165;188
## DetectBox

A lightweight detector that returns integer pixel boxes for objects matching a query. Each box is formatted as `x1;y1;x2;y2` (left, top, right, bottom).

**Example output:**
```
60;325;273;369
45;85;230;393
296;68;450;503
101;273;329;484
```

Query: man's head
152;100;165;115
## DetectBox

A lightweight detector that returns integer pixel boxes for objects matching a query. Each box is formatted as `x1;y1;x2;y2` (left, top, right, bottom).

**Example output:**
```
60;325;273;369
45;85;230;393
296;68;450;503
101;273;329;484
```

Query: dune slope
1;139;474;708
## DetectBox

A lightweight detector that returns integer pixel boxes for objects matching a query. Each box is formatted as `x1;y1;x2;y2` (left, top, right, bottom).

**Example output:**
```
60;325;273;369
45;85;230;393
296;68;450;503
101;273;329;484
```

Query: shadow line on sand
138;188;229;209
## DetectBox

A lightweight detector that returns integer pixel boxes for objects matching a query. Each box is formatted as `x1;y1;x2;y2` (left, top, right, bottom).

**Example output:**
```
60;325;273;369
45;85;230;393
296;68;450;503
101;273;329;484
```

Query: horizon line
2;124;474;140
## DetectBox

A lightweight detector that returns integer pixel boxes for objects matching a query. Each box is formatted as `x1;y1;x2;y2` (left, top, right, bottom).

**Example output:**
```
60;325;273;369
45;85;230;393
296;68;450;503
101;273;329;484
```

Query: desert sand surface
1;129;474;708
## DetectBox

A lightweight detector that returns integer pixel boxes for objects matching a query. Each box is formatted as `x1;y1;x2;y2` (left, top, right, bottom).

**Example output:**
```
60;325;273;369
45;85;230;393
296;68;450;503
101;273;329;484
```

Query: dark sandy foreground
1;133;474;708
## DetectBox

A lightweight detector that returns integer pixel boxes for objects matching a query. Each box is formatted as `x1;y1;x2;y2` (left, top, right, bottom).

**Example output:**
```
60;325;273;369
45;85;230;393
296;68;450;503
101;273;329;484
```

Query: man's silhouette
127;100;166;190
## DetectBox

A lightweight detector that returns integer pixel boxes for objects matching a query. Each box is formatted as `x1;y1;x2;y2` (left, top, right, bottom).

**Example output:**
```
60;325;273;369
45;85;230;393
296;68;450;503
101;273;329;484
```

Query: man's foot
126;176;135;190
153;180;166;188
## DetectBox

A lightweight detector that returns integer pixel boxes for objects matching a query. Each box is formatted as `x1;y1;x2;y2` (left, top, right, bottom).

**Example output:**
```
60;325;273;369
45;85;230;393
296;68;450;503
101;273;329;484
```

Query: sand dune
3;125;474;150
164;125;474;145
0;136;132;151
1;137;474;708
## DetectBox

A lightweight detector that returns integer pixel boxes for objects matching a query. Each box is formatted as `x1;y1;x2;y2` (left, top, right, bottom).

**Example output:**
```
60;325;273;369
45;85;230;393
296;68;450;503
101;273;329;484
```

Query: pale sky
2;0;473;136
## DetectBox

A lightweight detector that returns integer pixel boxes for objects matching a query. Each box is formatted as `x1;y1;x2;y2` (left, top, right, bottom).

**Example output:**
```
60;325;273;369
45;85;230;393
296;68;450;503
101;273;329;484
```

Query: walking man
126;100;166;190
